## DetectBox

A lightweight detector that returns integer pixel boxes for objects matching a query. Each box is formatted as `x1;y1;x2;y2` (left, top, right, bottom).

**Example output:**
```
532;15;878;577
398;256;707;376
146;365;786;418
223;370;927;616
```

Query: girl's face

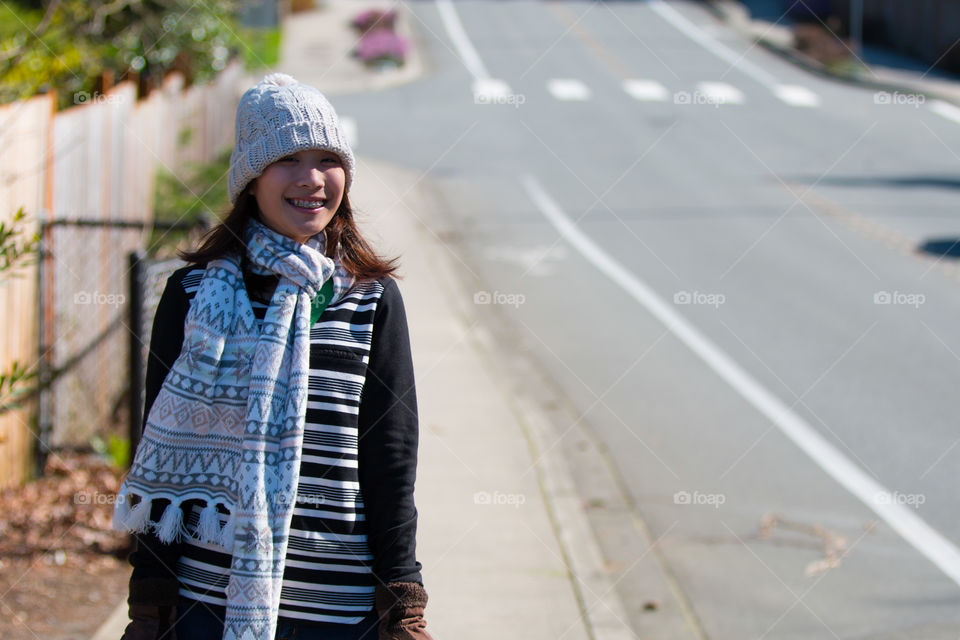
250;149;346;244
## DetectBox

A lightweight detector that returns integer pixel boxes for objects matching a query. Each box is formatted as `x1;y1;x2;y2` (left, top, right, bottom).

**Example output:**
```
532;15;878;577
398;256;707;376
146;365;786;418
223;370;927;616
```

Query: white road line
521;174;960;590
648;0;821;108
548;79;592;101
930;100;960;125
774;84;822;108
339;116;358;150
623;79;670;102
473;78;513;101
435;0;514;99
697;81;746;105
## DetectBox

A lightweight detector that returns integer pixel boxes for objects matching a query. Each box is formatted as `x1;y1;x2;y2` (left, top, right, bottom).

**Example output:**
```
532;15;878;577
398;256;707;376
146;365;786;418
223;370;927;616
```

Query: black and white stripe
176;268;384;624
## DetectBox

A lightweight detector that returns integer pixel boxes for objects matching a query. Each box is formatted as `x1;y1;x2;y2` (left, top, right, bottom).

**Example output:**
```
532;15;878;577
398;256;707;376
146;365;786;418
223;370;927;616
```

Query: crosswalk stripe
774;84;821;107
696;82;745;105
472;78;512;101
548;79;592;101
622;79;670;102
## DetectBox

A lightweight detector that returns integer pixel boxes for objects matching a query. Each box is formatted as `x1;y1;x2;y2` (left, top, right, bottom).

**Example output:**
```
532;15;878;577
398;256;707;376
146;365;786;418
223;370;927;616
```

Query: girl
114;73;434;640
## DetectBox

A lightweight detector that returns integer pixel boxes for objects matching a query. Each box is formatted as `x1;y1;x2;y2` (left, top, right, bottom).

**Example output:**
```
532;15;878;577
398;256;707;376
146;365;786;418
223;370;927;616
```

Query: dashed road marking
622;79;670;102
774;84;822;108
548;79;592;101
697;81;746;105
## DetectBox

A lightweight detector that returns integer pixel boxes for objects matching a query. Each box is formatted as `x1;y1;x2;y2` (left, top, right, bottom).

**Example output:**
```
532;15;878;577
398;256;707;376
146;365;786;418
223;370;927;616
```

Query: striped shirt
125;264;423;625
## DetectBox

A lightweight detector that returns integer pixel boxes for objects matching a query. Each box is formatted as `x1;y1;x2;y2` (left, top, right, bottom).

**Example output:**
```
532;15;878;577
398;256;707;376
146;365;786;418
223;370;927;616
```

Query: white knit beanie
228;73;356;205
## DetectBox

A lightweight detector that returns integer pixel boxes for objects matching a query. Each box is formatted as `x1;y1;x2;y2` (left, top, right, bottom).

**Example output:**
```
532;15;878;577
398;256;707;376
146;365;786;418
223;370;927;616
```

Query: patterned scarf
114;217;354;640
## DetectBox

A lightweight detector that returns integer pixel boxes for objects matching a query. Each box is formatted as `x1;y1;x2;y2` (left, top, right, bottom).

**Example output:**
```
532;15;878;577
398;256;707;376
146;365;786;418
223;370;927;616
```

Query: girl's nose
297;165;326;187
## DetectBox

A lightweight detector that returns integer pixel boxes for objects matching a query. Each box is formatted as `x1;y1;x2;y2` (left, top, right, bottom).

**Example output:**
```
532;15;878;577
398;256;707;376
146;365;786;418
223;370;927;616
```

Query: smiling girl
114;73;434;640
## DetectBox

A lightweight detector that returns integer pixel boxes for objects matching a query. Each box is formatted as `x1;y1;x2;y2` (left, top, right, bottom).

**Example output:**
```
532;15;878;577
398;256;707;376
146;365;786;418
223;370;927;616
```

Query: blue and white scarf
114;217;354;640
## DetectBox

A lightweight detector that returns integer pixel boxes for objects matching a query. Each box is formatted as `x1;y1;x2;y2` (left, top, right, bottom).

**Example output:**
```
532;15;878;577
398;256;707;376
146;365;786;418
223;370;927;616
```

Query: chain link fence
37;219;196;471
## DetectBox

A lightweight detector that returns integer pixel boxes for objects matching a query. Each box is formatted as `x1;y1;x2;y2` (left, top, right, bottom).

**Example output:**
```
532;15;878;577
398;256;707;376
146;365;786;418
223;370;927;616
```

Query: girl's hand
120;603;177;640
374;582;435;640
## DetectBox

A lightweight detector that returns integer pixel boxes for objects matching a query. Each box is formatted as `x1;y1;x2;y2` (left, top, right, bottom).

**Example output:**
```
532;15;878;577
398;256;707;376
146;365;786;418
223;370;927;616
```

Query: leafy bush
0;0;271;109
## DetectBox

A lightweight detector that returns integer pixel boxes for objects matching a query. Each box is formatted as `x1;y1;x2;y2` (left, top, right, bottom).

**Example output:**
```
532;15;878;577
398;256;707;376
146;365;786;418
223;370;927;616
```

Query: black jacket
126;266;423;607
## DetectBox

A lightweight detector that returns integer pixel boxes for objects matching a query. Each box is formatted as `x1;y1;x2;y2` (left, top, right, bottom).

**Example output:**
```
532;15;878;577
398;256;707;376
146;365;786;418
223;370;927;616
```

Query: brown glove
374;582;435;640
120;603;177;640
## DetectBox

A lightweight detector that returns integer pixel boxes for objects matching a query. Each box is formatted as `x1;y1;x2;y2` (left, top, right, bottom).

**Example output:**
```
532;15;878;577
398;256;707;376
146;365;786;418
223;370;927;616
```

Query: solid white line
930;100;960;125
521;174;960;589
548;79;592;101
648;0;777;87
648;0;821;108
435;0;490;81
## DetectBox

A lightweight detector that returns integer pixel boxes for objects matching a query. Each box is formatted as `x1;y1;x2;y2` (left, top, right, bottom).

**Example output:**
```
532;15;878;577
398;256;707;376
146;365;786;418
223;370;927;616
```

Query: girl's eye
322;157;340;165
279;156;297;163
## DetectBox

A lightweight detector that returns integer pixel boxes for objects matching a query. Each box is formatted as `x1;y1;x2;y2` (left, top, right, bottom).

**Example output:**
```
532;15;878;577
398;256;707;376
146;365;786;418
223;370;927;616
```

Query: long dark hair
179;186;399;282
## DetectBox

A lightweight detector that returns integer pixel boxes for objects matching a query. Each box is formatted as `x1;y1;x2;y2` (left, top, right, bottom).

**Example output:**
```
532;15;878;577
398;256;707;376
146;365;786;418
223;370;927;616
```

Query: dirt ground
0;451;133;640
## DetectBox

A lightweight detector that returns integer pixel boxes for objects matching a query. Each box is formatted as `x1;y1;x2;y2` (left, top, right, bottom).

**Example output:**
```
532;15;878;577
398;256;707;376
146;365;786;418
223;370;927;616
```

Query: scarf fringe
113;492;235;549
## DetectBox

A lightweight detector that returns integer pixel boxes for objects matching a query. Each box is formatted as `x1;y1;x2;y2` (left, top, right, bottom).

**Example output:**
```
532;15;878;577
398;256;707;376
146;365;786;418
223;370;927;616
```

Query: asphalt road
332;1;960;637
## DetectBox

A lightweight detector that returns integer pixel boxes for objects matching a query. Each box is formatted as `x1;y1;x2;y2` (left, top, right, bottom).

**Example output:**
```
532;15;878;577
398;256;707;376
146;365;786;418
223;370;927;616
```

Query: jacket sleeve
126;269;190;607
357;278;425;586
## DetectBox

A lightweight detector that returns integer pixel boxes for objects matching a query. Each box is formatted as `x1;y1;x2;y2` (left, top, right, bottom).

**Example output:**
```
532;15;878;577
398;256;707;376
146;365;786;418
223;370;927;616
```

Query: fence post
35;219;54;477
128;250;145;465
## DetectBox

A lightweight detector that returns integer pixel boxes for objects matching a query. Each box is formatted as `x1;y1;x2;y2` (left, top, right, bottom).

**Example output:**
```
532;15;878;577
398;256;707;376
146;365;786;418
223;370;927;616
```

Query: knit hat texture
228;73;355;204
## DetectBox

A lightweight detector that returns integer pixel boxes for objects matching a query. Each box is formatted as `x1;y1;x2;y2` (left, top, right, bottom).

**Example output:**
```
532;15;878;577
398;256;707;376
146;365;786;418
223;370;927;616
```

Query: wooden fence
0;62;247;489
0;94;52;489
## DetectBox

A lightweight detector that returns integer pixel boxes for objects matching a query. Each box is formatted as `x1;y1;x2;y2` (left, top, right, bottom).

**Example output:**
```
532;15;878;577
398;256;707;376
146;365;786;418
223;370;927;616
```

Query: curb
705;0;960;106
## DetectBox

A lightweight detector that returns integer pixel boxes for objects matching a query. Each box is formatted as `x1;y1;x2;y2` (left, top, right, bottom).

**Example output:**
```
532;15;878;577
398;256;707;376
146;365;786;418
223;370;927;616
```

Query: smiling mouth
286;198;327;210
